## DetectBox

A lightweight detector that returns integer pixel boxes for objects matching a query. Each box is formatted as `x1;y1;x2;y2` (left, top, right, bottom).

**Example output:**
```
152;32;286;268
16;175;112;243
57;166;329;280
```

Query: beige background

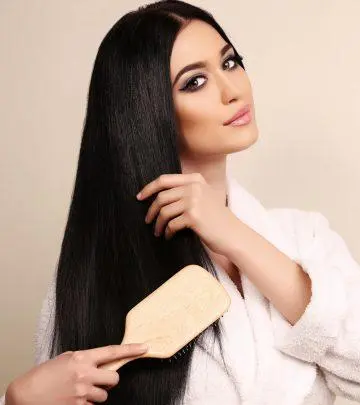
1;1;359;403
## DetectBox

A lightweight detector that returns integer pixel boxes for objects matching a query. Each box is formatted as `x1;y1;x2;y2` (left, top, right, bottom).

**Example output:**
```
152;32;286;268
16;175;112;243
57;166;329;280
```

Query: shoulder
267;207;327;236
267;208;357;269
267;207;338;258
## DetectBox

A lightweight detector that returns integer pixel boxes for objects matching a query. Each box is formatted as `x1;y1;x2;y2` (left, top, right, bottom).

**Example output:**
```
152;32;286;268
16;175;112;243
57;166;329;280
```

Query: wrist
223;214;248;261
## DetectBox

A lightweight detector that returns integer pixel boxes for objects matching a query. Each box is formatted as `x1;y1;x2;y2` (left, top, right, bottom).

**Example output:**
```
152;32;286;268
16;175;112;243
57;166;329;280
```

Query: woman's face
170;20;259;160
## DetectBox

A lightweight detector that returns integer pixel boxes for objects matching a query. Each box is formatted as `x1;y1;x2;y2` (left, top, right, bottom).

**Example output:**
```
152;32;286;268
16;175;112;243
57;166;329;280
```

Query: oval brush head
99;264;231;371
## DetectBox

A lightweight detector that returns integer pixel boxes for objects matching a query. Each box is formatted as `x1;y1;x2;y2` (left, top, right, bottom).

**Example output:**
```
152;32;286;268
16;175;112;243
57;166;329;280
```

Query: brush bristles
159;319;221;363
162;336;199;363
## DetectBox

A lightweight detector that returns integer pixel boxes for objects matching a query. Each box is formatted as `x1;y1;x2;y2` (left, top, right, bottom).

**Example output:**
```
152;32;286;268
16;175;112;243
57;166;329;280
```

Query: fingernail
136;192;142;199
139;344;149;351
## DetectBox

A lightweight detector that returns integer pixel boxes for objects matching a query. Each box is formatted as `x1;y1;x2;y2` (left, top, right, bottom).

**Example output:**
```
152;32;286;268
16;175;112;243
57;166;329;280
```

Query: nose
217;73;242;105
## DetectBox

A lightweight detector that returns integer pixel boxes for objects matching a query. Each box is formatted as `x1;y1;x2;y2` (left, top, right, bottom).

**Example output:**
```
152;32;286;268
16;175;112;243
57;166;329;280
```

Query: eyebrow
173;43;233;87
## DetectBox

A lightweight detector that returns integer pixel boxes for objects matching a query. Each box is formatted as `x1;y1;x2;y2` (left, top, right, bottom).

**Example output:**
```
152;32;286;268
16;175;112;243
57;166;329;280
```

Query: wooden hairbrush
99;264;231;371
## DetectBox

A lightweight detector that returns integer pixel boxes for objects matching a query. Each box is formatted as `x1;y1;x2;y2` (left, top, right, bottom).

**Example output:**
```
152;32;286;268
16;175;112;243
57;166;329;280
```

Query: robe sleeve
0;275;56;405
271;210;360;401
33;273;56;365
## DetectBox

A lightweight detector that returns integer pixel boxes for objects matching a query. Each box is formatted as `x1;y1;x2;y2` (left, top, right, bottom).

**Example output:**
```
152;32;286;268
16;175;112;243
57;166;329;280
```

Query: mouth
223;104;252;126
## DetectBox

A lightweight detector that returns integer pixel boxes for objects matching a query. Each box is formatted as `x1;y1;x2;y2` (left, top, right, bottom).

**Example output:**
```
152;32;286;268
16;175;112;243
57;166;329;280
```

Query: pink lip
223;104;251;126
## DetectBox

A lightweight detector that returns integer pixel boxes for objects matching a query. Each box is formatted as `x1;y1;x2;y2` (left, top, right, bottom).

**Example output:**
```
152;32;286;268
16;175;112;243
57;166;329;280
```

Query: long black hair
50;1;246;403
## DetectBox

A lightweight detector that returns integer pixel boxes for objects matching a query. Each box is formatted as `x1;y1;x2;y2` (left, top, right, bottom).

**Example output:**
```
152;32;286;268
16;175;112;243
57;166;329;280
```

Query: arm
225;213;312;326
269;210;360;401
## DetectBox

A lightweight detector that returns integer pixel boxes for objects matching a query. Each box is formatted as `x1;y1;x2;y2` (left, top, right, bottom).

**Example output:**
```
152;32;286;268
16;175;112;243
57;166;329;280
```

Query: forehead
170;19;227;78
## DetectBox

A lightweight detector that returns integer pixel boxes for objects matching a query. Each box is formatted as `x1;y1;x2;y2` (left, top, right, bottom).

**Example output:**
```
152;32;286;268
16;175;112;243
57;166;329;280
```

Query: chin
224;126;259;152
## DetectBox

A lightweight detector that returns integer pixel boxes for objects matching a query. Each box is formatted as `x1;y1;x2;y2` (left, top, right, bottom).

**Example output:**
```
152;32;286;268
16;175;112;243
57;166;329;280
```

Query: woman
2;1;360;404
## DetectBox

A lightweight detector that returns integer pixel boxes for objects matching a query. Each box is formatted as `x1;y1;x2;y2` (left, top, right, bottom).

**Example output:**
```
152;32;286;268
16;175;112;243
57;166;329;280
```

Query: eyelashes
180;54;244;93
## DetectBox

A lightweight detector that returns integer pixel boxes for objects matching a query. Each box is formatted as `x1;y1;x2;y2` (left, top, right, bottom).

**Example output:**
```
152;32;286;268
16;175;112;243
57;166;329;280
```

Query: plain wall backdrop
1;1;359;404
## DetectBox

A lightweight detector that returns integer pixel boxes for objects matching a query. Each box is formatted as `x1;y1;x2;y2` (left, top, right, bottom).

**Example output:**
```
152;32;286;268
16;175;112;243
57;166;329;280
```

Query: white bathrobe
1;175;360;405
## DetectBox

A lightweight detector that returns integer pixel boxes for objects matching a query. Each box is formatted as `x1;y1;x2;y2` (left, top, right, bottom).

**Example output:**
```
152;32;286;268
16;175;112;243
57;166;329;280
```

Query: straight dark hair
50;1;246;404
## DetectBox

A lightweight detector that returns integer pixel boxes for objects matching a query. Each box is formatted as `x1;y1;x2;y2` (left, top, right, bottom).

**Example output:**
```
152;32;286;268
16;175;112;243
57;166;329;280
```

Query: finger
90;367;120;388
165;214;188;240
154;200;185;236
145;187;183;224
87;385;109;403
137;173;197;200
88;344;149;366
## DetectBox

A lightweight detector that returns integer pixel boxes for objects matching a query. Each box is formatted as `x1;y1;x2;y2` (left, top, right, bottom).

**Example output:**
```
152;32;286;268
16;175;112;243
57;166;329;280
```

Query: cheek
175;95;219;150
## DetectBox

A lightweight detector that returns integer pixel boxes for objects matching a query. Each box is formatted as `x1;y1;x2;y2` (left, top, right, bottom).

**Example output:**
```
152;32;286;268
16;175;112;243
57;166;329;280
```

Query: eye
223;54;243;70
179;54;244;93
180;76;207;93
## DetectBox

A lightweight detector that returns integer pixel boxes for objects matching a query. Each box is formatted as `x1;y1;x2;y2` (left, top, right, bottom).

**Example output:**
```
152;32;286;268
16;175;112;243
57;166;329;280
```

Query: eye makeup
179;54;244;93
